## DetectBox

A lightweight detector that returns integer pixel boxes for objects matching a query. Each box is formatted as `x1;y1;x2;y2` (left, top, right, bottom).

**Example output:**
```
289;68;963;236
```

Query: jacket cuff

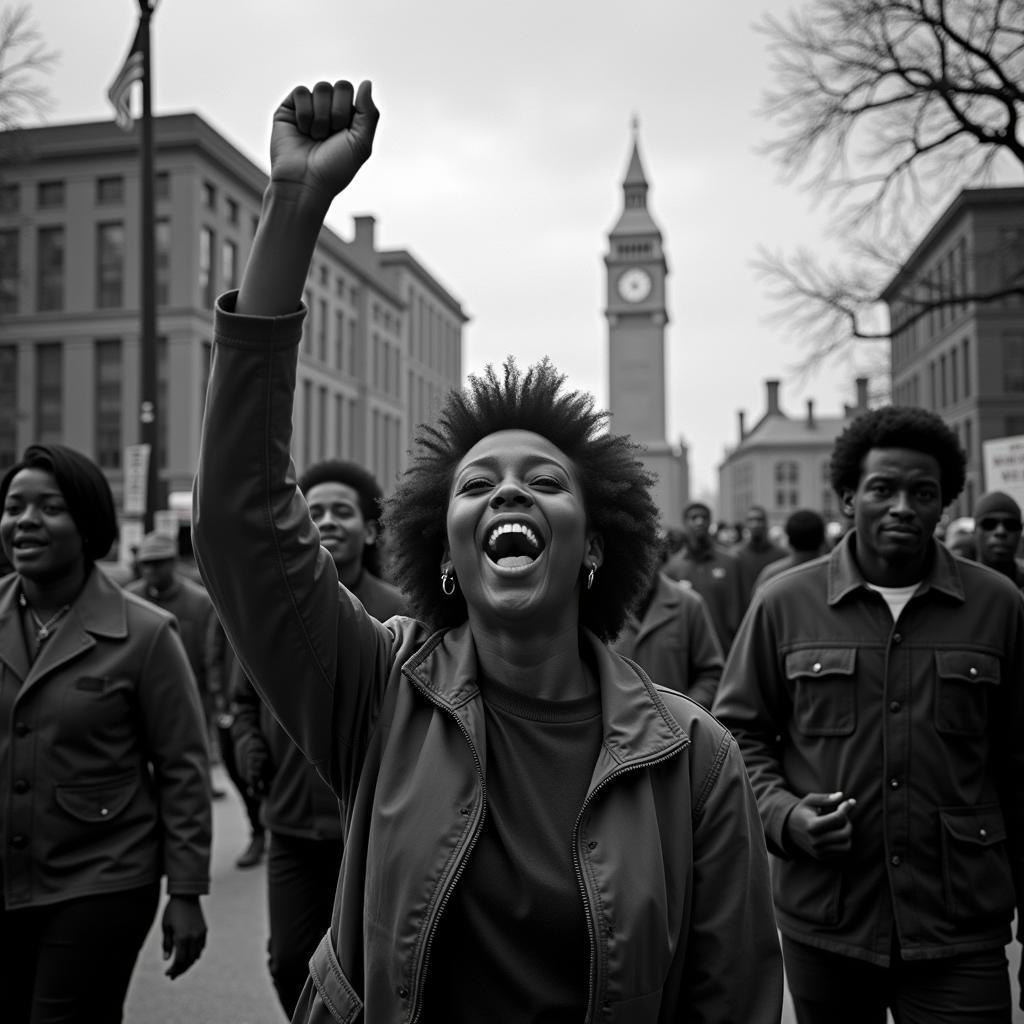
214;290;306;349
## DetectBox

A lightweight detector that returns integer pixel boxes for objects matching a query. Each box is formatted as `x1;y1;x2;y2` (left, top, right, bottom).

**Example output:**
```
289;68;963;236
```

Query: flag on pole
107;24;144;131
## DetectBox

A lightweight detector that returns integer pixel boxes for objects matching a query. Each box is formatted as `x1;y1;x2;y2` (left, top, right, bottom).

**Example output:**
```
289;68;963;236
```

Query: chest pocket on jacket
786;648;857;736
934;651;999;737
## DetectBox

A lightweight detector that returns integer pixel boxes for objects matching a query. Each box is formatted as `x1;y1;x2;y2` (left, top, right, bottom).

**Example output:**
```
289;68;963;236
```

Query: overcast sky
30;0;881;498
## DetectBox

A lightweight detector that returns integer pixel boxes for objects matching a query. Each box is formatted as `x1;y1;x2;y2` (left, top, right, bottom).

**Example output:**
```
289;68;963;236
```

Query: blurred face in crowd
975;511;1022;571
685;506;711;544
139;557;177;594
746;507;768;544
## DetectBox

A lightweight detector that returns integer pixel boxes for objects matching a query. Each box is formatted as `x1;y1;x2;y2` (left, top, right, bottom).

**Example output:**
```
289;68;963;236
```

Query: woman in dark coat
0;443;211;1022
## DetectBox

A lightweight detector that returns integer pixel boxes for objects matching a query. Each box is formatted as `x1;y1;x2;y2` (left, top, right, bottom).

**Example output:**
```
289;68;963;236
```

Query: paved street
122;766;1023;1023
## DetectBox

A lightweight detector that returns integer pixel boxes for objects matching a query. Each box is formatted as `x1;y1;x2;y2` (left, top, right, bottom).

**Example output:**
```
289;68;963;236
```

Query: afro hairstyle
383;358;661;641
829;405;966;506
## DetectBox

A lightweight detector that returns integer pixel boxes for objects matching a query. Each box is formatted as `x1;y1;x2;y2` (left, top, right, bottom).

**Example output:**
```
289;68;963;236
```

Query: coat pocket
303;931;363;1024
934;651;999;737
785;648;857;736
55;772;138;823
939;805;1014;922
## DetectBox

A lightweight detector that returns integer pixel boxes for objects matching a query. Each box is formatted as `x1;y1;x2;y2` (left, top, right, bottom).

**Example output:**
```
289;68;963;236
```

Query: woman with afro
193;77;782;1023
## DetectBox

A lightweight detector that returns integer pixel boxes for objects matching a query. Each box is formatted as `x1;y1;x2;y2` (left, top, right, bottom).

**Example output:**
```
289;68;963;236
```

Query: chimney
738;410;746;442
766;379;780;416
806;399;815;428
352;214;376;256
855;377;869;410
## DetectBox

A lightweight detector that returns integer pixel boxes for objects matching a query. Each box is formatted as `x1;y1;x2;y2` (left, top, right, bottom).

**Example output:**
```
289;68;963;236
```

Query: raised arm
239;80;378;316
193;80;388;791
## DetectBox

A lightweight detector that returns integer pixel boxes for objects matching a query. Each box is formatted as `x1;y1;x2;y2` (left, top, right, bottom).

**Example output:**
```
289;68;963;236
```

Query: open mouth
485;521;545;569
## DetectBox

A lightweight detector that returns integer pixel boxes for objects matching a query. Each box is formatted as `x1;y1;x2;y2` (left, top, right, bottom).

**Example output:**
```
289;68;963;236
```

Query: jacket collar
403;621;688;773
0;567;129;691
827;530;965;606
624;573;684;645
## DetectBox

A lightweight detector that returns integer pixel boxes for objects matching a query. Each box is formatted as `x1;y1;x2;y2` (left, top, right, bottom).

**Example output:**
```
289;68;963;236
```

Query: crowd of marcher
3;74;1024;1024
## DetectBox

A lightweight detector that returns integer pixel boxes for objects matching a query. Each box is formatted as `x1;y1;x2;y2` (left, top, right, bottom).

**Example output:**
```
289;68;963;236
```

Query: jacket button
812;662;821;673
893;633;902;644
14;722;29;737
13;779;28;794
969;666;978;677
397;986;409;999
588;840;598;850
979;828;988;838
11;835;27;849
891;855;901;866
889;778;900;789
889;701;901;713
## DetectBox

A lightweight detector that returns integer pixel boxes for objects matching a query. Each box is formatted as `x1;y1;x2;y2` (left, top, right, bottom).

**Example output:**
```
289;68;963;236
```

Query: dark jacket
0;567;211;908
734;539;788;608
663;543;744;653
230;570;407;840
193;293;783;1024
611;572;723;709
714;530;1024;966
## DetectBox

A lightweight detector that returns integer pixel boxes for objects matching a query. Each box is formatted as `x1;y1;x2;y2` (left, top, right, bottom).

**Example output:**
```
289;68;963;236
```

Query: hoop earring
441;570;456;597
586;565;596;591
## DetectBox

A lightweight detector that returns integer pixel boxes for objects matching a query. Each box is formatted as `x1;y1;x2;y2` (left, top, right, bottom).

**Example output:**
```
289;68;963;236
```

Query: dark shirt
422;676;602;1023
663;544;744;653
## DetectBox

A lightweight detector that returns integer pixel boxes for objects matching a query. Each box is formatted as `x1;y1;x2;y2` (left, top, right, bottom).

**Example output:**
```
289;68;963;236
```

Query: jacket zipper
572;744;686;1024
407;686;487;1024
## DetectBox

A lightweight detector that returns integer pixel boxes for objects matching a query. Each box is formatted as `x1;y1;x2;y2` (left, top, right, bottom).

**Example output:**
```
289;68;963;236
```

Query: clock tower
604;124;689;525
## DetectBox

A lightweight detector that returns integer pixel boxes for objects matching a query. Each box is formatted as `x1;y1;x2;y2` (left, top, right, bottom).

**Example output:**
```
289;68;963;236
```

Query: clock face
618;267;652;303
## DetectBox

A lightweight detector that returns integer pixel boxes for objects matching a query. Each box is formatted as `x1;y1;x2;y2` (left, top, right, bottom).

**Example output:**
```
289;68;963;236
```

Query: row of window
0;174;174;215
0;339;177;476
0;222;237;314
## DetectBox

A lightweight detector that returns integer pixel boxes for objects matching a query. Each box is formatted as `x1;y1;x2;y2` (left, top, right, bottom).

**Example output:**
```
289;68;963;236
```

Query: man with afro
714;405;1024;1022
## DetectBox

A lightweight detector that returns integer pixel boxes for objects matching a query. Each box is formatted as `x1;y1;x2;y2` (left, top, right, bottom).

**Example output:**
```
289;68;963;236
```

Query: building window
774;460;799;509
962;337;971;397
156;219;170;305
302;288;312;354
317;298;327;362
36;226;64;312
0;345;17;468
221;239;238;291
202;181;216;210
35;343;63;442
96;176;124;205
0;229;18;313
0;183;19;213
302;379;313;468
37;180;64;209
226;197;239;225
199;227;215;307
95;339;122;468
1003;332;1024;393
155;171;170;200
96;222;125;309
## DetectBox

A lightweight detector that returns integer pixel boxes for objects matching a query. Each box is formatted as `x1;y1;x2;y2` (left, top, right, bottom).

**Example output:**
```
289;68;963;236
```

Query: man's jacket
714;531;1024;965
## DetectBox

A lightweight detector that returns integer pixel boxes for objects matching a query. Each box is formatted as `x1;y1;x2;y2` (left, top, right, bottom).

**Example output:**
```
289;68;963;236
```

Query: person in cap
0;443;210;1019
127;531;266;868
972;491;1024;588
753;509;827;592
714;406;1024;1022
663;500;745;653
230;458;407;1017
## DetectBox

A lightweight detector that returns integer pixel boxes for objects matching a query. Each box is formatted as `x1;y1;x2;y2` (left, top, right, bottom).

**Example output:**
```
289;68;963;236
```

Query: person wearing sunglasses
973;492;1024;588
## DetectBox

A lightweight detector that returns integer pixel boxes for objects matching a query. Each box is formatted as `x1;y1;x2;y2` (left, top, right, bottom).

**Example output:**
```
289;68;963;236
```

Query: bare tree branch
0;4;57;133
758;0;1024;369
